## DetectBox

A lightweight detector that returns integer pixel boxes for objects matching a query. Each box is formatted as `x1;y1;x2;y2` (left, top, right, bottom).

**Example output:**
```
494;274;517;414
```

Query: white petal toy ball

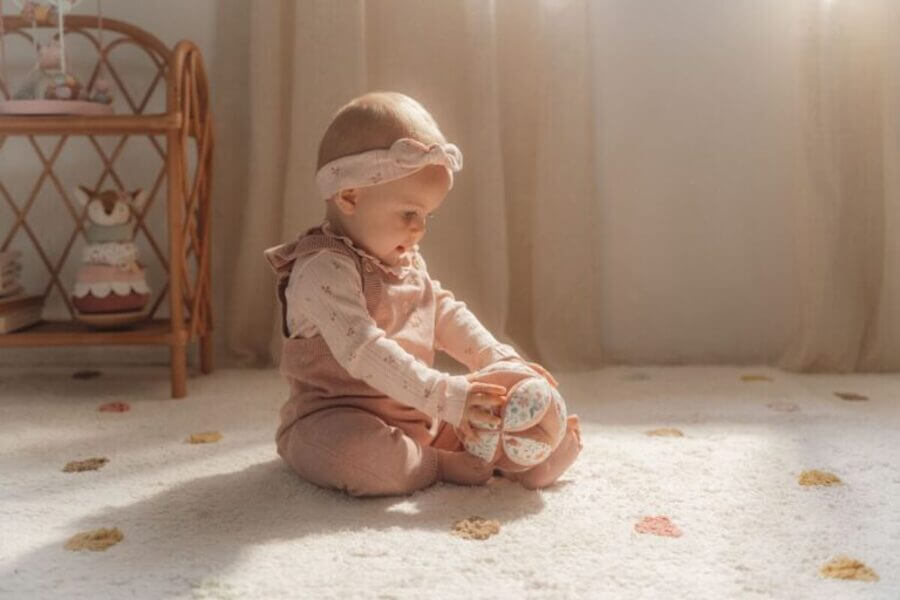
457;360;568;472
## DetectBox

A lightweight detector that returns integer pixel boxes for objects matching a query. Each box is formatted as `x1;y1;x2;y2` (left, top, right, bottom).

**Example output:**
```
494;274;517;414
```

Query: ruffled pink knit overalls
268;225;467;496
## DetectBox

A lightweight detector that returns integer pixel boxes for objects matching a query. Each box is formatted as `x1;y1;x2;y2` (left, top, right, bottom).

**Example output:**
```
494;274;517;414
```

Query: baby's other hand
506;357;559;388
458;378;506;445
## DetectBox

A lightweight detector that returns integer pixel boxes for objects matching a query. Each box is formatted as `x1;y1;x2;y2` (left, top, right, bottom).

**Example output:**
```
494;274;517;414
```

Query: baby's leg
437;449;494;487
278;406;440;497
429;420;496;487
500;415;583;489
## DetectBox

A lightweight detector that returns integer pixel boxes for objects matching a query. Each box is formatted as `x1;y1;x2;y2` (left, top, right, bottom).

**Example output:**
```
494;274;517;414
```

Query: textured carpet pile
1;366;898;599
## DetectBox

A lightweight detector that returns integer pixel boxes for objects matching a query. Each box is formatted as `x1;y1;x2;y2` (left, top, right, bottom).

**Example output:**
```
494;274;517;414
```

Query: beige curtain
216;0;900;373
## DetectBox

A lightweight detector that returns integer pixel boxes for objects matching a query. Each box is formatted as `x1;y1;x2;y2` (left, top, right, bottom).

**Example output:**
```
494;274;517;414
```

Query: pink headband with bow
315;138;464;199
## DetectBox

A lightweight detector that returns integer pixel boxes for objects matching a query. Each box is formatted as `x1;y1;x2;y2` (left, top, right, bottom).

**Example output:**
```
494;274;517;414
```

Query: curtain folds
215;0;900;373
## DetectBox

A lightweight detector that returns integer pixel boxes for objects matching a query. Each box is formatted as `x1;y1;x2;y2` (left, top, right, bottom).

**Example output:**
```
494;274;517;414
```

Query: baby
265;92;582;497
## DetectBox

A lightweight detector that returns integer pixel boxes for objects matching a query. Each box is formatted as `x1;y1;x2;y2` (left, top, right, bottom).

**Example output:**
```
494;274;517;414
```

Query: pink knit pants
277;406;578;497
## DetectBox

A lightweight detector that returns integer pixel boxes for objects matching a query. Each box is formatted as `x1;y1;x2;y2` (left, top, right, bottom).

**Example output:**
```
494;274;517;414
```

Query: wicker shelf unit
0;15;214;398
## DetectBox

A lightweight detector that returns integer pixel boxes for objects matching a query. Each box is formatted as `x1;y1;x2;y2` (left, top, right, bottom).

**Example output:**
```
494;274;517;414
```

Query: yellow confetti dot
646;428;684;437
798;469;842;486
64;528;123;551
451;516;501;540
834;392;869;402
62;457;109;472
820;556;879;581
187;431;223;444
741;374;772;382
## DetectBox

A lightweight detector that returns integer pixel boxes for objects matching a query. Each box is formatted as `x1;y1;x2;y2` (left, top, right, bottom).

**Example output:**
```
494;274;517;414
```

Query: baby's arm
420;255;559;386
429;275;523;372
287;250;470;427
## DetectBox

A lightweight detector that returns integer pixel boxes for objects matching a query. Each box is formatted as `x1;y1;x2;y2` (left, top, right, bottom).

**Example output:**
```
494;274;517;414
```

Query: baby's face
339;165;451;266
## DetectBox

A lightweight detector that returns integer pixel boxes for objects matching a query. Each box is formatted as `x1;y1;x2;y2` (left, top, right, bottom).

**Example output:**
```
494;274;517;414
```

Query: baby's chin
384;244;411;265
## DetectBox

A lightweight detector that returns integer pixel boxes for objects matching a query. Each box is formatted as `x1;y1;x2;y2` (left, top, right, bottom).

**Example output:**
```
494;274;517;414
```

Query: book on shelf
0;249;22;268
0;284;24;298
1;275;22;297
1;262;21;277
0;294;44;333
0;250;23;297
0;293;43;314
0;303;43;334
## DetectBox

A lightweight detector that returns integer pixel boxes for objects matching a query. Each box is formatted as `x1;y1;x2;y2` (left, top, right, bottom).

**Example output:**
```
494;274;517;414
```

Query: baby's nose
410;216;426;232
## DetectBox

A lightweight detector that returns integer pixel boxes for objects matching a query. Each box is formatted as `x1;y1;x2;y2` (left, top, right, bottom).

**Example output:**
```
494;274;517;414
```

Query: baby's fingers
457;420;482;444
475;405;503;423
470;393;506;410
527;362;559;388
470;382;507;397
458;420;473;441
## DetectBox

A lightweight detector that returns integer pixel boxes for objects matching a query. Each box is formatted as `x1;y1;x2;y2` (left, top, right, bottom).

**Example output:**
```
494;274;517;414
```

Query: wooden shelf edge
0;112;182;135
0;318;189;347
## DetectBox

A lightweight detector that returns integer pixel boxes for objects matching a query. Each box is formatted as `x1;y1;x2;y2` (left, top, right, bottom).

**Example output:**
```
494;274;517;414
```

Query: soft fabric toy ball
456;360;568;472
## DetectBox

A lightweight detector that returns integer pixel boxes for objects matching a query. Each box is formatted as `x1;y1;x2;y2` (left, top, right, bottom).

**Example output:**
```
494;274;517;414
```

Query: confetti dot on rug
98;401;130;412
72;370;102;380
820;556;879;582
645;428;684;437
741;374;772;382
188;431;223;444
834;392;869;402
624;372;651;381
767;401;799;412
64;527;123;551
451;516;501;540
62;457;109;473
798;469;842;486
191;579;237;598
634;516;682;537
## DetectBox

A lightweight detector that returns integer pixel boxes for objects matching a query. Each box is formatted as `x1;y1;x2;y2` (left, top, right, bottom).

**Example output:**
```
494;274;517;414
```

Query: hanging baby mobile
0;0;113;114
71;185;151;329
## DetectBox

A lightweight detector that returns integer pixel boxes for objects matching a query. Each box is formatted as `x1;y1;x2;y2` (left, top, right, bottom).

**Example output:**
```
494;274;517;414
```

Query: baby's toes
566;415;583;448
464;454;494;483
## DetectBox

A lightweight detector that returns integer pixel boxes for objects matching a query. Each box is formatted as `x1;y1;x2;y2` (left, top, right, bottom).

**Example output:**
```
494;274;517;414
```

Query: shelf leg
200;333;213;374
168;128;187;398
171;342;187;398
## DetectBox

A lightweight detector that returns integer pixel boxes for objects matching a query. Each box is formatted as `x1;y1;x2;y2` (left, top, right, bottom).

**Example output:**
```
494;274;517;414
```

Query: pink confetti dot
635;516;682;537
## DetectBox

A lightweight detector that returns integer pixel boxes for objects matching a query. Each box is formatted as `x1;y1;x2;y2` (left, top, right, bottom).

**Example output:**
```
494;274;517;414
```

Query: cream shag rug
1;366;898;599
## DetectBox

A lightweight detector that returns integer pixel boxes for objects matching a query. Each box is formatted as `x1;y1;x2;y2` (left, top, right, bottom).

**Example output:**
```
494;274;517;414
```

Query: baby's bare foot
502;421;582;490
437;450;493;486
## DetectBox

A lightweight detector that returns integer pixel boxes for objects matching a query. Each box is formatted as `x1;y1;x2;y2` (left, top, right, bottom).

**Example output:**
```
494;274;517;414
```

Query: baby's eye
403;211;417;221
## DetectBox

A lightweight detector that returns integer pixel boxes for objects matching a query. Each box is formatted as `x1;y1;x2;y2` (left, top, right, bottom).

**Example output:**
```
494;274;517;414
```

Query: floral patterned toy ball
457;360;568;472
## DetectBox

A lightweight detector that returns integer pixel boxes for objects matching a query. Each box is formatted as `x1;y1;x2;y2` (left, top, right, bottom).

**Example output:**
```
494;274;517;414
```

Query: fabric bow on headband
315;137;464;199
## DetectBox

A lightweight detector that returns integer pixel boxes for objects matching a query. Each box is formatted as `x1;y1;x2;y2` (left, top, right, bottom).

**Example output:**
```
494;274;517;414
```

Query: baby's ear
130;189;148;212
334;188;358;215
74;185;92;207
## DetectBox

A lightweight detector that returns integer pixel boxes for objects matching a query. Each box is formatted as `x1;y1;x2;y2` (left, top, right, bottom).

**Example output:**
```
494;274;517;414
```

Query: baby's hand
458;375;507;445
507;357;559;388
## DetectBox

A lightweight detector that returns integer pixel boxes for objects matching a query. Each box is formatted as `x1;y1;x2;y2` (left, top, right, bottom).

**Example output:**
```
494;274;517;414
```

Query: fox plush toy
71;186;151;315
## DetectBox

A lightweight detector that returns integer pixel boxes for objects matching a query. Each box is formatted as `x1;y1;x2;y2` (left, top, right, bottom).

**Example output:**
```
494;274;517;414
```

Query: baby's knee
331;446;433;498
507;426;582;489
282;419;437;497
